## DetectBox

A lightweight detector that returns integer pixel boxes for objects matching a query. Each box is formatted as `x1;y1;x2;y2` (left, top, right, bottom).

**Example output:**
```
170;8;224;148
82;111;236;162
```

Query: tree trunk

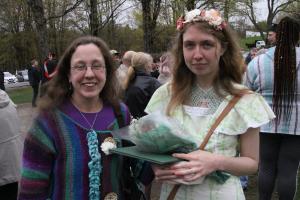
90;0;99;36
26;0;48;61
141;0;162;53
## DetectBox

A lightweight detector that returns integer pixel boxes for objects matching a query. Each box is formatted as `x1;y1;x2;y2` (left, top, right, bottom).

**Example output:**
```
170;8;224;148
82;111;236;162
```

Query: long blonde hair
166;22;247;115
123;52;153;89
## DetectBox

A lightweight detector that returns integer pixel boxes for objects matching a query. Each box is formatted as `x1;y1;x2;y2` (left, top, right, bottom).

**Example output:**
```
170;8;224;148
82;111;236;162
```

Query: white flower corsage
101;137;117;155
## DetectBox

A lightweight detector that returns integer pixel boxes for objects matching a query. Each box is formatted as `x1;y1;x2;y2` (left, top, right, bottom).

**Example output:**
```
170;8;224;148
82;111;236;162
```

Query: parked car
4;72;17;84
256;40;266;48
16;69;29;82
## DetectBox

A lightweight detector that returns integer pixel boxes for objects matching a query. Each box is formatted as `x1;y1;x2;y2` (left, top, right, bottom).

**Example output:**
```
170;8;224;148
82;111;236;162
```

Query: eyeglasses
71;63;106;72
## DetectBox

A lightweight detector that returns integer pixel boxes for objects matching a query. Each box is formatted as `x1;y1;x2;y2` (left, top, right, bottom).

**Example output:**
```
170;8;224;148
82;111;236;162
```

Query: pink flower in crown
205;9;223;27
176;8;226;31
176;16;185;30
219;21;227;30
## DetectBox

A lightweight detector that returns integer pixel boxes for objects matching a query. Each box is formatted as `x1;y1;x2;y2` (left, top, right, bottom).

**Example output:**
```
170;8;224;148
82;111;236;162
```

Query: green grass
7;86;32;104
240;36;264;50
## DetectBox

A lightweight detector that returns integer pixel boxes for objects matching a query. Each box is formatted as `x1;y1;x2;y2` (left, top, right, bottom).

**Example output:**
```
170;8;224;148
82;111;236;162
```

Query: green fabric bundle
129;113;197;154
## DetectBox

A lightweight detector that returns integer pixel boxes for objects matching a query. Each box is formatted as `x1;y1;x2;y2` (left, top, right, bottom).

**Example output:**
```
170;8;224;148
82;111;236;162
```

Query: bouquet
111;112;230;184
128;112;198;154
111;112;198;154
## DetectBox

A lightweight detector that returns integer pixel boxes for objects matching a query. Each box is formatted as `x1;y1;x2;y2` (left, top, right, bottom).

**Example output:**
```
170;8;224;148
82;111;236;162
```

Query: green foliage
240;36;264;50
153;25;177;53
0;31;37;72
7;86;32;104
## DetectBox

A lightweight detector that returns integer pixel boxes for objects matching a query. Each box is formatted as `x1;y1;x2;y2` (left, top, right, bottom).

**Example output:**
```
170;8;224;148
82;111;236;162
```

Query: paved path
17;103;37;138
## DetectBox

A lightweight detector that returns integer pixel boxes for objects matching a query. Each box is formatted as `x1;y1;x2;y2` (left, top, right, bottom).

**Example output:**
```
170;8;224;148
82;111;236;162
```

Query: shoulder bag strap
167;95;242;200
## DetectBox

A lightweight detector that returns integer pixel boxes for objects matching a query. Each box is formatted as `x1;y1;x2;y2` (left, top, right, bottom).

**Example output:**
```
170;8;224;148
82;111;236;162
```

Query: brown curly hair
38;36;121;110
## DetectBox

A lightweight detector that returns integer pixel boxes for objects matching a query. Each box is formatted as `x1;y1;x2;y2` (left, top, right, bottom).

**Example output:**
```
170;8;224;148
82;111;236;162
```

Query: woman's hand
170;150;222;182
152;164;182;183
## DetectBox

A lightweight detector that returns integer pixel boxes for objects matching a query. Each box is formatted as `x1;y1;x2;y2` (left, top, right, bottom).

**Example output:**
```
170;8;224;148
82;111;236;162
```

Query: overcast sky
255;1;270;22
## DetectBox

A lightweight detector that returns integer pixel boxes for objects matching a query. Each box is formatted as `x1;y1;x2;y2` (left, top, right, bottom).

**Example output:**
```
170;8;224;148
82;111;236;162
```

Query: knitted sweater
18;102;132;200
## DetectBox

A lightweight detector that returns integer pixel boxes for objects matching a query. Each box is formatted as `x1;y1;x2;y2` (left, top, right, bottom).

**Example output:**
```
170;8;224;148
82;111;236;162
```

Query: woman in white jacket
0;89;23;199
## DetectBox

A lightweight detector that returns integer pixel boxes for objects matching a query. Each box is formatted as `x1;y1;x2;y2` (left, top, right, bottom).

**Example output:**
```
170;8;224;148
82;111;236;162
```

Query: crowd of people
0;7;299;200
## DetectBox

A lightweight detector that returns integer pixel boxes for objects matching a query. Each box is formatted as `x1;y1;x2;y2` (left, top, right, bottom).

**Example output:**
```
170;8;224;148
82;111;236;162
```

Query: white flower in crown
184;9;201;23
101;137;117;155
177;8;226;31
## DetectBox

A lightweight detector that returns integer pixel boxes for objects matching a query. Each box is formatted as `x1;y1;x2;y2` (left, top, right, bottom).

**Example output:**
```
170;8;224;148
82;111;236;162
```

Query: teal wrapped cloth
208;171;230;184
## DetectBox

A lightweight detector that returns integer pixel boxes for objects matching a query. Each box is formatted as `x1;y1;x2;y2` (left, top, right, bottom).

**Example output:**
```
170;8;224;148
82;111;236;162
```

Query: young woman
18;36;148;200
246;17;300;200
145;9;275;199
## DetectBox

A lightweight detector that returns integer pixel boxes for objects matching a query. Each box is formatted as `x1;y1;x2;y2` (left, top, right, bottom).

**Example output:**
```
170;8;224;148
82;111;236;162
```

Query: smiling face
182;24;225;86
69;43;106;103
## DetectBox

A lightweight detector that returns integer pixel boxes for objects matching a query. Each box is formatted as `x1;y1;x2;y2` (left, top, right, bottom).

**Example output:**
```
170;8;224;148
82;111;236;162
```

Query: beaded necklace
72;101;102;200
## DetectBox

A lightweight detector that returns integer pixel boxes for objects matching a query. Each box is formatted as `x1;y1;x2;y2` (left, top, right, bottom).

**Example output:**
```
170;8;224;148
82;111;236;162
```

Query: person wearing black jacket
28;59;41;107
124;52;161;119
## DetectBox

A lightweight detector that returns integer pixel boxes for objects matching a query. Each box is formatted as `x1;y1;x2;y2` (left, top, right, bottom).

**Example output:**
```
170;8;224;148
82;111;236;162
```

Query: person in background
39;52;58;97
246;16;300;200
41;52;57;84
124;52;161;119
18;36;149;199
267;23;277;47
28;59;41;107
0;89;22;200
110;49;121;67
145;8;275;200
117;50;136;87
150;54;160;79
255;24;278;57
245;47;258;65
0;70;4;91
157;52;173;84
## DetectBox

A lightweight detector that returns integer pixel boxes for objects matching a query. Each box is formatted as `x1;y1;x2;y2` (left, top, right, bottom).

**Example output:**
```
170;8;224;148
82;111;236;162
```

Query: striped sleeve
18;114;56;199
245;56;260;92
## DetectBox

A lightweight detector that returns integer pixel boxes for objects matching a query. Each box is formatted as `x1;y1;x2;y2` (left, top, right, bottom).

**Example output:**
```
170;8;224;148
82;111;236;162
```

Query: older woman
18;36;146;200
145;9;275;200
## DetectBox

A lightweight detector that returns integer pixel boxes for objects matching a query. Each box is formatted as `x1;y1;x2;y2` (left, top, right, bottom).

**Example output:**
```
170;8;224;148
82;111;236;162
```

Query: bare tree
89;0;99;36
27;0;49;60
237;0;299;40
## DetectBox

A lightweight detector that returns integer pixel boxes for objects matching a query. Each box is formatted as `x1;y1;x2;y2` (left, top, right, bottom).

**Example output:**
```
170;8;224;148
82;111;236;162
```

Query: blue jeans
240;176;248;189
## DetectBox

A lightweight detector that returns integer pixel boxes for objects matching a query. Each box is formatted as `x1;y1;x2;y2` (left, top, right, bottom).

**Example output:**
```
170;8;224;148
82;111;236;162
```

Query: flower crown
176;9;227;31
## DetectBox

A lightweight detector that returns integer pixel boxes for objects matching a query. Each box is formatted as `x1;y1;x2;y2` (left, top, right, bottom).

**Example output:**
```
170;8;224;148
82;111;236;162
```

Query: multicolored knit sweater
18;102;137;200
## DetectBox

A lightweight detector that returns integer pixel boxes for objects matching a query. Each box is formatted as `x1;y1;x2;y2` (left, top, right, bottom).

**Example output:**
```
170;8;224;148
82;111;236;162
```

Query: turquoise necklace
73;103;102;200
